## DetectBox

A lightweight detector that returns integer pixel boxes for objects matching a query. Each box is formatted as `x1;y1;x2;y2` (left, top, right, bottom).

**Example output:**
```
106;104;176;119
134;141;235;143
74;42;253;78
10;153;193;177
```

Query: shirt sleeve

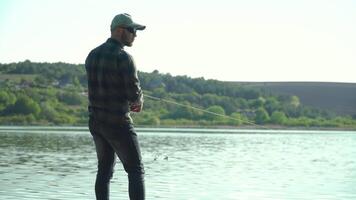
123;54;143;104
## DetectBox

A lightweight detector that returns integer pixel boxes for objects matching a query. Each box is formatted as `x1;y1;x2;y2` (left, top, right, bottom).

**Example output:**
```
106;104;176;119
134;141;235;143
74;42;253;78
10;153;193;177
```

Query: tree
40;102;58;121
57;92;84;105
0;91;16;110
228;112;243;126
201;93;220;108
34;75;51;86
282;95;301;118
264;97;280;115
352;114;356;120
165;101;202;120
204;105;226;121
249;97;265;109
73;77;81;88
5;95;41;116
290;95;300;108
270;111;287;124
133;112;160;126
255;107;270;124
152;87;166;98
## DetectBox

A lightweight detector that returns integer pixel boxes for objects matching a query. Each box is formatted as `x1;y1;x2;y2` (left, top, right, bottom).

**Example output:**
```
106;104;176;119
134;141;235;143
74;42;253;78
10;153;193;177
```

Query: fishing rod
143;94;271;130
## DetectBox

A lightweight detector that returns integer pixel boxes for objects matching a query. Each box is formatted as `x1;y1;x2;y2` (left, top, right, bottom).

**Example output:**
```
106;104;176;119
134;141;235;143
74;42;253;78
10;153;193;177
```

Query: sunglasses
123;27;136;34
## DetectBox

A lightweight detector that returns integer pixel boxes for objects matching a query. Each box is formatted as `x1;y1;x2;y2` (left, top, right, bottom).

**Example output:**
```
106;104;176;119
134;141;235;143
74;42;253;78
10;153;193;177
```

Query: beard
122;34;134;47
125;41;133;46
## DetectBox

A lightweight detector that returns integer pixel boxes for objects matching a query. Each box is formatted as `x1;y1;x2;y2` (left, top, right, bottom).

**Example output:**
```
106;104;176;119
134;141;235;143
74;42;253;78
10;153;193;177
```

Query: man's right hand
130;102;143;112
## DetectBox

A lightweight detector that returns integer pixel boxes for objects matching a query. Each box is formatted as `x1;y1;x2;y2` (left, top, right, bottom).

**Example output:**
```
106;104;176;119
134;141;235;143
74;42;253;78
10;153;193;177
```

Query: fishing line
143;94;270;130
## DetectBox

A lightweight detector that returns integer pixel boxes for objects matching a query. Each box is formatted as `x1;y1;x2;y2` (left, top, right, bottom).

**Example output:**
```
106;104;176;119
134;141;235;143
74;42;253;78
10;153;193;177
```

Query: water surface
0;127;355;200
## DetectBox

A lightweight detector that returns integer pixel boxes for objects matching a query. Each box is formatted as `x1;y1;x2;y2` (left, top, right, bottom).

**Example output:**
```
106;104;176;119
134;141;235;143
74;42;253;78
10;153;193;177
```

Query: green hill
0;60;355;129
236;82;356;116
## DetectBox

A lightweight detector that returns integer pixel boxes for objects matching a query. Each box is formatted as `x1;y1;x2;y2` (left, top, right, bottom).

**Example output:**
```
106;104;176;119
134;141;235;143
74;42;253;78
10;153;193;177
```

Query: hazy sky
0;0;355;83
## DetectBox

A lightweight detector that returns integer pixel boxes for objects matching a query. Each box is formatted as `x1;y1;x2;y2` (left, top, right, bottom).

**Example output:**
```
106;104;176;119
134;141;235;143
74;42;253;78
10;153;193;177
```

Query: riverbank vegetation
0;60;355;129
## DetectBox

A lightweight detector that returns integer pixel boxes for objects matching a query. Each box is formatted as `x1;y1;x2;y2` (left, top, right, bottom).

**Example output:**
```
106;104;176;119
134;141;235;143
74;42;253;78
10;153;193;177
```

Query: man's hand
130;102;143;112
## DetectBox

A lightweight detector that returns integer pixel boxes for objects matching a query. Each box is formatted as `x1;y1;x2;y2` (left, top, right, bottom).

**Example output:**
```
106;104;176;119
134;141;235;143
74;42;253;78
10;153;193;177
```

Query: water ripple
1;129;356;199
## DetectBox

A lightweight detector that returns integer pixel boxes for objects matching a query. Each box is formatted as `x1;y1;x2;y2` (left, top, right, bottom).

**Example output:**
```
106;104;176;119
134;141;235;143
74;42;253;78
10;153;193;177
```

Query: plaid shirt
85;38;143;119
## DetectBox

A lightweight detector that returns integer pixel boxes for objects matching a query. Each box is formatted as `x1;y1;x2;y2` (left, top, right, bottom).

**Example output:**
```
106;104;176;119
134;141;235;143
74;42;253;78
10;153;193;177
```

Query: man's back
85;38;142;115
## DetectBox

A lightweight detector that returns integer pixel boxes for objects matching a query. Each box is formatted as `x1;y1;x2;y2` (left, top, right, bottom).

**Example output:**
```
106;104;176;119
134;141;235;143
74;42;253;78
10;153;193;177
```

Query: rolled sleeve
123;54;143;104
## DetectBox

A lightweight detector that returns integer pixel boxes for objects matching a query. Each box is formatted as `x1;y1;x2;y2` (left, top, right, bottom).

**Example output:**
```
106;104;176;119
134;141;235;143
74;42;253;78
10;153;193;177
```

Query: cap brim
130;23;146;30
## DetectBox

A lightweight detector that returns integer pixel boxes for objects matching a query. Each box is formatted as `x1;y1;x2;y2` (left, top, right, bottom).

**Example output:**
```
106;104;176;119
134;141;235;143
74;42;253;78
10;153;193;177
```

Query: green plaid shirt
85;38;143;117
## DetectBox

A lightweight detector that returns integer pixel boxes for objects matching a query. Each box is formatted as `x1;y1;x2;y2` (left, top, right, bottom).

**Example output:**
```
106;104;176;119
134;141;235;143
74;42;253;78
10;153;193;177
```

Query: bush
4;95;41;116
255;107;270;124
57;92;84;105
270;111;287;124
0;91;16;110
204;105;226;121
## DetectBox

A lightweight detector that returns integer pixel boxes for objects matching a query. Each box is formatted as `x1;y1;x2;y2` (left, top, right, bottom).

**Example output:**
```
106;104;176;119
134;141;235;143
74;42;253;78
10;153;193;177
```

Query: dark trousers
89;116;145;200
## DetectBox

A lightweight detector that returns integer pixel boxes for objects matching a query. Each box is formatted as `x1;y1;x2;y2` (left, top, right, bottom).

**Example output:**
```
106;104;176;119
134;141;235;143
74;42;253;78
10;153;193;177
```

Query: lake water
0;126;355;200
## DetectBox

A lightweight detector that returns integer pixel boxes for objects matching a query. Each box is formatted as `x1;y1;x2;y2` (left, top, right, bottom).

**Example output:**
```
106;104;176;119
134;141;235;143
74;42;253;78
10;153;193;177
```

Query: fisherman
85;13;145;200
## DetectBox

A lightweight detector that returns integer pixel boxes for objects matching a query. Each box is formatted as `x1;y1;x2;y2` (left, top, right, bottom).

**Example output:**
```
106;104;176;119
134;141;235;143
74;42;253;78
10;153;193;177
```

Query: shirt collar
106;38;123;49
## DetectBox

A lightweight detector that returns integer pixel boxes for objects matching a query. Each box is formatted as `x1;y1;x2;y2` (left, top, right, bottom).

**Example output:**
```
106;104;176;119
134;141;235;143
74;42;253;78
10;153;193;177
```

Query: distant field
0;74;37;82
236;82;356;116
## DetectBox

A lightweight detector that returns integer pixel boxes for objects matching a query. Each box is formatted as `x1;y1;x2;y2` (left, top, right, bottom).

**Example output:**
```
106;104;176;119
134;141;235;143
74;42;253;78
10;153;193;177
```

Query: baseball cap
110;13;146;31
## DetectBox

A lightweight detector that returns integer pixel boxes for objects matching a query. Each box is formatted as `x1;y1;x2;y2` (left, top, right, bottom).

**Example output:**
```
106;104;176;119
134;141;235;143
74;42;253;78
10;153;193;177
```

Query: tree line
0;60;355;128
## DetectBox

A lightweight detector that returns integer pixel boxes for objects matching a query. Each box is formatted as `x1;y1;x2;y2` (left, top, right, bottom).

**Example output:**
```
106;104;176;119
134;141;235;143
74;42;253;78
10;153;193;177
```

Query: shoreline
0;124;355;132
137;125;356;132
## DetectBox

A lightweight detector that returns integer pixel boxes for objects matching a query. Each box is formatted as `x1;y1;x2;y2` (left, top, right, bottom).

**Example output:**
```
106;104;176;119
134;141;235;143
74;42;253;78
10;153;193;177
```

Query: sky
0;0;355;83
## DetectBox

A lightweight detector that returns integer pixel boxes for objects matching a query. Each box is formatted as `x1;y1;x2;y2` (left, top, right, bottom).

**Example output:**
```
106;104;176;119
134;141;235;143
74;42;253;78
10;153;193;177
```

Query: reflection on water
1;127;356;200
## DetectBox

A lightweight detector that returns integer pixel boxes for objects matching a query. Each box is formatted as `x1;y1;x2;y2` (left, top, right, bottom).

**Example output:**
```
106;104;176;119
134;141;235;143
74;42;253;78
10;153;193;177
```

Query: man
85;13;145;200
